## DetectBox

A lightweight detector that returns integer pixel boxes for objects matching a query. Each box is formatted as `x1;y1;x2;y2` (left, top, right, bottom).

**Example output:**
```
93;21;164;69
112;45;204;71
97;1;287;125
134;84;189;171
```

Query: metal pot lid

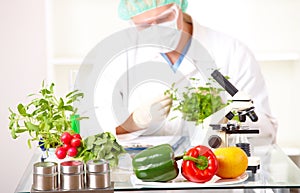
33;162;58;175
60;160;84;174
86;159;110;173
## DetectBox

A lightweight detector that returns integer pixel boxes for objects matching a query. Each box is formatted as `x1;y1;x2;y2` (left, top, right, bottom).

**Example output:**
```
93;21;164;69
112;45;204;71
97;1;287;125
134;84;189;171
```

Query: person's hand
132;94;172;129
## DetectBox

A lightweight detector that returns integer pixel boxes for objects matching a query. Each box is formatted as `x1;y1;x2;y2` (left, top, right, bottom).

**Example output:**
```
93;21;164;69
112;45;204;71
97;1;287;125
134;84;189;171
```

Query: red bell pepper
181;145;218;183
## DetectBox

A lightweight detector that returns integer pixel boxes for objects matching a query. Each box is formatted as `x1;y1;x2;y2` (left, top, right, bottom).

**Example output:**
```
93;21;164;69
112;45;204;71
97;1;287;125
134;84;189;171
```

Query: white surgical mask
132;4;182;53
140;25;182;53
157;18;178;31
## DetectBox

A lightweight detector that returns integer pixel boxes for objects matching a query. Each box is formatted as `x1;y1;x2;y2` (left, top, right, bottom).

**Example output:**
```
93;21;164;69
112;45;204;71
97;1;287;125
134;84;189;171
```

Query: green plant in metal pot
165;77;230;125
8;81;84;150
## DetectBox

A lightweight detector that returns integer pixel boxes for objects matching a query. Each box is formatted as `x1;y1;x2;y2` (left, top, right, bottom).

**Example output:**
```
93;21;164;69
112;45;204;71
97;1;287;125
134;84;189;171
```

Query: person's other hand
132;94;172;129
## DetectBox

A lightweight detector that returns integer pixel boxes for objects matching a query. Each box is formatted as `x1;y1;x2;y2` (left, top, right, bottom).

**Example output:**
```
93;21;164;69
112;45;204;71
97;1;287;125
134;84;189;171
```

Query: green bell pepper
132;144;179;182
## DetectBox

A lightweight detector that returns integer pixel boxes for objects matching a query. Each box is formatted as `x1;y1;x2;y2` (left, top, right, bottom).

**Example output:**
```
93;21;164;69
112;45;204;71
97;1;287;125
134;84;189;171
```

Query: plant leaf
17;104;27;116
25;122;39;132
27;139;32;149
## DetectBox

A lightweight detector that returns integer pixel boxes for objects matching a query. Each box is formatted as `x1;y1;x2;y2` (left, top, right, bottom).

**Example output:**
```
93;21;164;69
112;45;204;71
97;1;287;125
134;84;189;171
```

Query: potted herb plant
8;81;84;151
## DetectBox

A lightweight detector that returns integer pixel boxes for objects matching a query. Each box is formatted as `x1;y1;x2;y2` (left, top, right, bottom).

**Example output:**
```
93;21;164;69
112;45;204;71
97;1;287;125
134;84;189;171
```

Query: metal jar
86;159;111;189
32;162;58;191
60;160;84;190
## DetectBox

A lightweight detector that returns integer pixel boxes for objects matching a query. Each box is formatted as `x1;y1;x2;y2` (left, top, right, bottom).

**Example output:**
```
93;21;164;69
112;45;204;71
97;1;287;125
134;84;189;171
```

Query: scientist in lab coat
114;0;278;146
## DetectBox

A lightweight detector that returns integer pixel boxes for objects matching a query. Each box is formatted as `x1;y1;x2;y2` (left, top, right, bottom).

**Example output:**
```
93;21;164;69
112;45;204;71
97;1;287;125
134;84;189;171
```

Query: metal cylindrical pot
32;162;58;191
86;159;111;189
60;160;84;190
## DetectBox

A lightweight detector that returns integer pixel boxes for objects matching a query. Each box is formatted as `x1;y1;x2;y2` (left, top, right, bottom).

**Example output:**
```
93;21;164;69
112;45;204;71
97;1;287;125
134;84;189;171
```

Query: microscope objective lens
236;143;251;157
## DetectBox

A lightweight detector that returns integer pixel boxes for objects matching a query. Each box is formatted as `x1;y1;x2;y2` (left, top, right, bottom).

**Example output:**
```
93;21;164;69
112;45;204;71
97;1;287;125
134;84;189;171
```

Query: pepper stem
175;154;184;161
183;155;209;170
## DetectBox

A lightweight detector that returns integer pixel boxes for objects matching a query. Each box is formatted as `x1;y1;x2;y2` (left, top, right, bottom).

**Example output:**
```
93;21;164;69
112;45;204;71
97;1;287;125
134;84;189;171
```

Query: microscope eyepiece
238;113;246;122
247;108;258;122
238;107;258;122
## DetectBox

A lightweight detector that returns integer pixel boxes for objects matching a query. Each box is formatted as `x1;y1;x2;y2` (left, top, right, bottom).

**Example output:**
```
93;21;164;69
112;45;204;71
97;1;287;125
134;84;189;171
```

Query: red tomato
72;134;82;140
62;143;71;151
70;138;81;147
60;132;72;144
55;147;67;159
67;147;78;157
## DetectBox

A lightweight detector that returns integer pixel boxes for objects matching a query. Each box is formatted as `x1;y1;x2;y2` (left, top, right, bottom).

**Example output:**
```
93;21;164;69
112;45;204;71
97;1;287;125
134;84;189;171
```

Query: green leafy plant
165;77;230;125
8;81;84;149
75;132;126;167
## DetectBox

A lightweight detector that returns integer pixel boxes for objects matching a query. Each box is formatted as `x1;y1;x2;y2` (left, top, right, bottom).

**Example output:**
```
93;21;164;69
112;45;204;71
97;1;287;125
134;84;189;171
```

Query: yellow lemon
214;146;248;179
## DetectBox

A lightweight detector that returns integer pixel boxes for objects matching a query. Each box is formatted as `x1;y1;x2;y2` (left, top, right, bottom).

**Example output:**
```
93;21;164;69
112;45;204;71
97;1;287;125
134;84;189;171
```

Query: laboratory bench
15;144;300;193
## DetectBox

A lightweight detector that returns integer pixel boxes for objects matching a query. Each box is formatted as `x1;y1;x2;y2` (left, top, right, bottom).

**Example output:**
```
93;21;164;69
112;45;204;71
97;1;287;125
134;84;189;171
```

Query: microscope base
247;156;260;174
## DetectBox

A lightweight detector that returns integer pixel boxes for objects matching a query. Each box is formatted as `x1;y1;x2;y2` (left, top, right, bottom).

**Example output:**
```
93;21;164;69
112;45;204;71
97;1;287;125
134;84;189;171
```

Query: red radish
55;147;67;159
72;134;82;140
62;143;71;151
67;147;78;157
60;132;73;144
70;138;81;147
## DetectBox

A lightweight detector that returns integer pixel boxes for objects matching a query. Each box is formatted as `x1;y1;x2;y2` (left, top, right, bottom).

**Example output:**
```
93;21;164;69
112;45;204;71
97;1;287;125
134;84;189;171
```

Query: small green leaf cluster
76;132;126;167
8;81;84;149
165;78;229;125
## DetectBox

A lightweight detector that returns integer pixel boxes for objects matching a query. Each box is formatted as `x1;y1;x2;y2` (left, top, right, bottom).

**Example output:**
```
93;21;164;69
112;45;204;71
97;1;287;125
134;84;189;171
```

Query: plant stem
183;155;209;170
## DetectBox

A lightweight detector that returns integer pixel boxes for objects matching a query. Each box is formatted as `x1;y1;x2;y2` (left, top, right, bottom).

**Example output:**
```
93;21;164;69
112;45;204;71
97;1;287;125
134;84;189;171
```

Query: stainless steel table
15;144;300;193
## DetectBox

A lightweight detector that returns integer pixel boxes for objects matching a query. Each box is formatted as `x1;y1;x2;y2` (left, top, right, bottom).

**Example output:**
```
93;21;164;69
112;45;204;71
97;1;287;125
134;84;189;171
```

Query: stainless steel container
60;160;84;190
86;159;111;189
32;162;58;191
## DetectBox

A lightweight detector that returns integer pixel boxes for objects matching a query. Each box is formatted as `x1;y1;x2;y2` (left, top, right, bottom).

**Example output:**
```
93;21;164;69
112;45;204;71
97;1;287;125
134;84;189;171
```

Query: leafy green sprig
8;81;84;149
75;132;126;167
165;78;230;125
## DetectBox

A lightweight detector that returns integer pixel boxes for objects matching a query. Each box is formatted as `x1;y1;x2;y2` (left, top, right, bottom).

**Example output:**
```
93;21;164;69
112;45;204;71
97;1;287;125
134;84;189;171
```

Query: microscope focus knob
208;135;222;148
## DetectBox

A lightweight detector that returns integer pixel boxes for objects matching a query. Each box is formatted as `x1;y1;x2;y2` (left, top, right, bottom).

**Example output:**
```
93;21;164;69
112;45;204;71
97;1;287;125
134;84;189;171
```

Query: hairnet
118;0;188;20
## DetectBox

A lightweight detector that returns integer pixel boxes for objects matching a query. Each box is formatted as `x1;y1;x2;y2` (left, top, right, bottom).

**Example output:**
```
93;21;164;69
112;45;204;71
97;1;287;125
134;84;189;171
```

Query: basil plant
8;81;84;149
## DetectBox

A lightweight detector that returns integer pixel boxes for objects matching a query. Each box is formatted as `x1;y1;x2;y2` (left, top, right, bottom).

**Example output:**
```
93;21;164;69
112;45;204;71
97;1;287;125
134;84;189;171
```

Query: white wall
260;60;300;148
0;0;47;192
188;0;300;54
48;0;128;96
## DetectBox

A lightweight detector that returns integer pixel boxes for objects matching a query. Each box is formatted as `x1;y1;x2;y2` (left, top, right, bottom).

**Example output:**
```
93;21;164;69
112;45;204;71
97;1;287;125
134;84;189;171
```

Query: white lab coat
96;18;278;146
